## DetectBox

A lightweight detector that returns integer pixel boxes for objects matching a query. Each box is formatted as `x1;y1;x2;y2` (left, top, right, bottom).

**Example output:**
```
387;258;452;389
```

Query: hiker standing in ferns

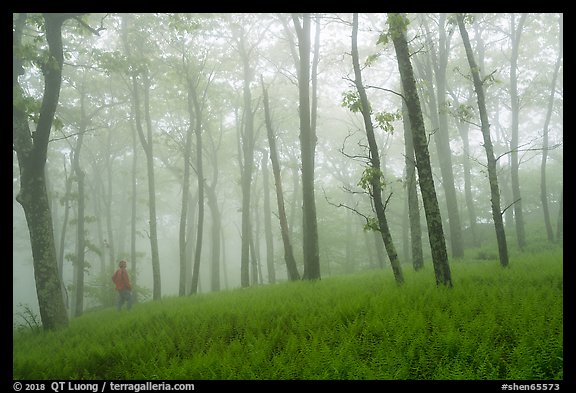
112;259;132;311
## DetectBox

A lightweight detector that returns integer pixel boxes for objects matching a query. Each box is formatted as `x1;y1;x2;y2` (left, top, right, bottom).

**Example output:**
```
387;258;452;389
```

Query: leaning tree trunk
388;13;452;287
457;13;509;267
13;13;74;330
351;13;404;284
261;77;301;281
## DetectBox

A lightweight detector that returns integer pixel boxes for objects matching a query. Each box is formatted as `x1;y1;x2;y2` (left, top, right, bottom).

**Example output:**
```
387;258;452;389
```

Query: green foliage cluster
13;248;562;380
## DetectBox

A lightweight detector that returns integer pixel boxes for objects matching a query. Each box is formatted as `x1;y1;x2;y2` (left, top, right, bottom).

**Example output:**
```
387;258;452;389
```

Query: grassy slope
13;249;563;380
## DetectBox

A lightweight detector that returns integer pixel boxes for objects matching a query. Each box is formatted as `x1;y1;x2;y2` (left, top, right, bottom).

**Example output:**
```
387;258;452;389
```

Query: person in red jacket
112;259;132;311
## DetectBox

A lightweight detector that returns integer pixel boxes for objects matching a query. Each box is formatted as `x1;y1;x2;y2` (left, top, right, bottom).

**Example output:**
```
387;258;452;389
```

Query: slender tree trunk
556;186;563;243
57;157;73;308
235;29;256;288
261;77;300;281
189;82;205;295
130;67;162;299
206;121;223;292
509;13;528;250
351;13;404;284
179;112;193;296
89;174;106;278
447;88;480;247
71;112;87;318
122;15;161;299
540;14;562;243
130;121;138;300
389;13;452;286
206;183;222;291
260;150;276;283
426;14;464;258
185;192;198;293
457;13;509;267
292;13;320;281
402;100;424;271
104;131;116;271
288;163;300;239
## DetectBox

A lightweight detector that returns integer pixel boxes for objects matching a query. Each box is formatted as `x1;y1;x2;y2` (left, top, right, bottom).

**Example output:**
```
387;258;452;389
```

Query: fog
13;13;563;325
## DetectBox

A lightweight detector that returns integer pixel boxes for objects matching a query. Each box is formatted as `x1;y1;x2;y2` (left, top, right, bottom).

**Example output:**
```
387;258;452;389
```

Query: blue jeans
117;290;132;311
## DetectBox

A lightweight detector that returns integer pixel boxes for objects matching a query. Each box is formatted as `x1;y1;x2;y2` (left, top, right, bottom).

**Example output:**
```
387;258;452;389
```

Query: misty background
13;13;563;325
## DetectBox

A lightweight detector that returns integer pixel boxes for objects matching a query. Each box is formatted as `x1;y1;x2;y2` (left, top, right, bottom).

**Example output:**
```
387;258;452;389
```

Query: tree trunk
179;104;194;296
104;131;116;272
13;13;71;330
556;186;563;243
448;88;480;247
122;15;162;299
71;112;87;318
235;28;256;288
130;121;139;300
189;81;205;295
292;13;320;281
401;100;424;271
129;67;162;299
260;150;276;283
57;158;73;309
509;13;528;251
261;77;301;281
206;121;223;292
351;13;404;284
389;13;452;287
206;183;222;291
425;14;464;258
457;13;509;267
540;14;562;243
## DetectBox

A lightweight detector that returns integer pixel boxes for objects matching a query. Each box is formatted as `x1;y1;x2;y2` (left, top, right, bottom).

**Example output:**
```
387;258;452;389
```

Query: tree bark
556;186;563;243
179;102;194;296
122;15;162;299
401;100;424;271
351;13;404;284
130;67;162;299
260;150;276;283
457;13;509;267
292;13;320;281
540;14;562;243
509;13;528;250
189;81;205;295
71;105;87;318
206;121;223;292
389;13;452;286
236;28;256;288
13;13;73;330
424;14;464;258
261;78;301;281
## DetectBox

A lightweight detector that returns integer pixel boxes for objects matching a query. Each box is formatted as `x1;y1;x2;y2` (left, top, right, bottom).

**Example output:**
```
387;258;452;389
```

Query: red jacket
112;267;132;291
